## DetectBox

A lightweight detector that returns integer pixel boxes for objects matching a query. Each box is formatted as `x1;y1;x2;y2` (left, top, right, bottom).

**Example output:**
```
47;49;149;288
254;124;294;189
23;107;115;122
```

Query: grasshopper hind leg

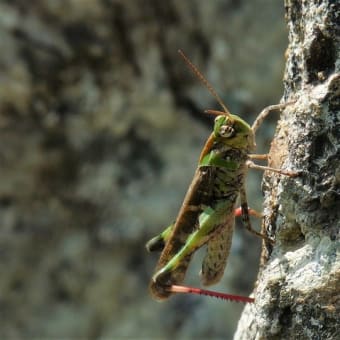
149;253;193;300
151;203;232;297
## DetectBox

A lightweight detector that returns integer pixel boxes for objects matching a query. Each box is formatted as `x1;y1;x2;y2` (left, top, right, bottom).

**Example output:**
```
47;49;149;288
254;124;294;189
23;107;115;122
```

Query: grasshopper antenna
178;49;232;116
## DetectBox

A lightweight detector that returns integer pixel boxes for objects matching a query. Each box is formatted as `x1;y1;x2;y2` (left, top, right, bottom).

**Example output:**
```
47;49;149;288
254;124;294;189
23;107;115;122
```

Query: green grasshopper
146;50;297;302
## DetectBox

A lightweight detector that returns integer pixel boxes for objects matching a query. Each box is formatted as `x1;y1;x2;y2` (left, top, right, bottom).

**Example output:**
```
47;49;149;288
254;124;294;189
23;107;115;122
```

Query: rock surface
235;1;339;339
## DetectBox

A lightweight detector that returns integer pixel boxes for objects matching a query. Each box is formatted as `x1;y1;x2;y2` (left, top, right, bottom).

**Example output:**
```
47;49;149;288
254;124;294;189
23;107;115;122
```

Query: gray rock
235;1;339;339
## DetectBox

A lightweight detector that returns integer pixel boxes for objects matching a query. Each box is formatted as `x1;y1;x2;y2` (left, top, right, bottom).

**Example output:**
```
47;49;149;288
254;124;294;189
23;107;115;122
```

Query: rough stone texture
0;1;290;338
235;1;339;339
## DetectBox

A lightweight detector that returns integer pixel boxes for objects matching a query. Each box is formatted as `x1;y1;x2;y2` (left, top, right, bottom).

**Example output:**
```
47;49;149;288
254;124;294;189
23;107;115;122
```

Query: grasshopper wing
200;216;234;286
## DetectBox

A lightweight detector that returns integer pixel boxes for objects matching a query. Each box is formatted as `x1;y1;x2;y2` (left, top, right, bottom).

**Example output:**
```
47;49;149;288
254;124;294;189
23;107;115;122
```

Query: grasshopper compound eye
213;115;234;137
219;125;235;138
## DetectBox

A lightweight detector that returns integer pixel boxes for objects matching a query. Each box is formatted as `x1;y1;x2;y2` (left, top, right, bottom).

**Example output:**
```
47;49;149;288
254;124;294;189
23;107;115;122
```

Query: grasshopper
146;50;297;302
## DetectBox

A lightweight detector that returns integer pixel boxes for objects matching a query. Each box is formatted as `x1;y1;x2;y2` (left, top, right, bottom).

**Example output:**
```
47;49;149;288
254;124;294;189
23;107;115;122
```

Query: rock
235;1;339;339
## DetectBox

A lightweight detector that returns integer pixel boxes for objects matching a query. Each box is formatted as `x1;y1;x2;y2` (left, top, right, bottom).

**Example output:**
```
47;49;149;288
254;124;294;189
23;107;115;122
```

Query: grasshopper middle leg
246;160;299;177
239;185;274;244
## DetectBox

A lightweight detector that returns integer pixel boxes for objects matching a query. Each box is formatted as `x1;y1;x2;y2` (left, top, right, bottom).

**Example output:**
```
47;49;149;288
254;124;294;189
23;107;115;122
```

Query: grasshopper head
212;113;256;152
176;50;256;152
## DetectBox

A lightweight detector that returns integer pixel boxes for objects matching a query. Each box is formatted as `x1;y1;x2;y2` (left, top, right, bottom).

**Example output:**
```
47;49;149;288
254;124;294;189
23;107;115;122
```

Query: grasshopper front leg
251;101;295;134
246;160;299;177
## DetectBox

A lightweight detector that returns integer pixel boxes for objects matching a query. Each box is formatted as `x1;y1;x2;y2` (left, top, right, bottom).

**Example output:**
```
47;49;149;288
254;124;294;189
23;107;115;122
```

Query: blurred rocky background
0;0;288;338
